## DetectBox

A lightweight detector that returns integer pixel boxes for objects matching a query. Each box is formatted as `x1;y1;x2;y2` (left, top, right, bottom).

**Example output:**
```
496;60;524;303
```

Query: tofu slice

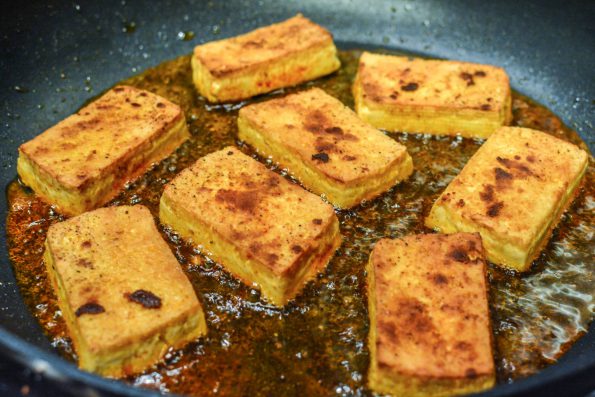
159;146;341;306
367;233;495;397
43;205;205;378
353;52;512;138
238;88;413;208
426;127;588;271
191;14;340;102
17;86;189;216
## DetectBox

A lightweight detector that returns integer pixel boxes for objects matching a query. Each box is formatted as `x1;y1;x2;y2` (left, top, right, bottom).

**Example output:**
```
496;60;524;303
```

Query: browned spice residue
5;50;594;395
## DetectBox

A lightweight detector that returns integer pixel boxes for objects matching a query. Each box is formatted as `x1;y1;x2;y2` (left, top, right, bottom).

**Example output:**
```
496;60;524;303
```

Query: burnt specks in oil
126;289;162;309
75;302;105;317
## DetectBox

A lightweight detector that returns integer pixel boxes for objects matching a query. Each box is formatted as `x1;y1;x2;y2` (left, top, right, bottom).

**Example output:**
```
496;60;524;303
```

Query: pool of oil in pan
6;50;594;396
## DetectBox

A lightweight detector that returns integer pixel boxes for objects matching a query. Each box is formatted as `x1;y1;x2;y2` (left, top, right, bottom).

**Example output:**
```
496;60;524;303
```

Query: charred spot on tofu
75;302;105;317
126;289;162;309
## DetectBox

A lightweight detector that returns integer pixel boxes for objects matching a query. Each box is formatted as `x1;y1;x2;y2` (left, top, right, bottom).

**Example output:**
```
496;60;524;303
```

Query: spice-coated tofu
43;206;205;378
426;127;588;271
17;86;189;216
238;88;413;208
159;147;341;306
353;52;512;138
192;14;340;102
367;233;494;397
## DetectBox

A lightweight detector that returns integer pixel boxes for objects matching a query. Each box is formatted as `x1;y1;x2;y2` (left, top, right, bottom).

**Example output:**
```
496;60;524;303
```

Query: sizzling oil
5;50;594;396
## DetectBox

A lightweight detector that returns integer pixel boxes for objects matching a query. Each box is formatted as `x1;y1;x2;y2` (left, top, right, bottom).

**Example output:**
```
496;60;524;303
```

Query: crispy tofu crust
43;206;205;378
425;127;589;271
192;14;340;102
367;233;495;397
17;86;189;216
238;88;413;208
353;52;512;138
159;147;342;306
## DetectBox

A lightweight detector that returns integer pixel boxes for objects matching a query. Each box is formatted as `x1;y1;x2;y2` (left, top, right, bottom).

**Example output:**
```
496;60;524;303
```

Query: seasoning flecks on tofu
17;85;189;216
238;88;413;208
425;127;589;271
367;233;495;397
191;14;340;102
353;52;512;138
43;205;206;378
159;146;342;306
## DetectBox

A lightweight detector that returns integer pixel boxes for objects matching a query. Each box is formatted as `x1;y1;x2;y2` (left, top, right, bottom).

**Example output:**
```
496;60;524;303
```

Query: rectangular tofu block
192;14;340;102
353;52;512;138
159;146;342;306
43;205;205;377
426;127;588;271
17;85;189;216
238;88;413;208
367;233;494;397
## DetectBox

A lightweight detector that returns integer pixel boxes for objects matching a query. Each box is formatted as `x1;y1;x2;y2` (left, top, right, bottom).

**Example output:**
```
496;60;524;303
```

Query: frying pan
0;0;593;396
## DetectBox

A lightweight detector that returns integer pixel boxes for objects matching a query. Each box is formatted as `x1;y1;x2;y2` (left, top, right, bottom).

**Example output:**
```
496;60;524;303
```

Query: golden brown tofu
17;86;189;216
426;127;588;271
353;52;512;138
43;205;205;378
192;14;340;102
159;147;341;306
367;233;494;397
238;88;413;208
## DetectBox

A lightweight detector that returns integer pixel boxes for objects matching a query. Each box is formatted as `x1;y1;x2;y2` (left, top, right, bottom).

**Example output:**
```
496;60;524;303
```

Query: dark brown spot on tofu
227;150;234;155
474;70;486;77
343;155;357;161
312;152;330;163
496;156;534;177
480;104;491;111
242;39;265;49
312;219;323;225
378;320;397;338
126;289;162;309
456;199;465;208
75;302;105;317
465;368;478;379
156;102;165;108
430;273;448;285
76;258;94;268
479;185;495;202
449;247;470;263
113;87;124;92
401;82;418;91
396;297;433;333
81;240;92;248
315;142;335;152
291;245;303;254
527;155;535;163
130;102;141;107
215;189;258;213
139;92;147;97
325;126;343;135
495;167;513;181
303;110;328;134
487;201;504;217
460;72;475;86
266;253;279;266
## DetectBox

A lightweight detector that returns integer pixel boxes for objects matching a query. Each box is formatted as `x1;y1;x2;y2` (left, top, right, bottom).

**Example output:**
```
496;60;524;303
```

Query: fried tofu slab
426;127;588;271
192;14;340;102
159;147;342;306
17;86;189;216
367;233;494;397
353;52;512;138
43;206;205;377
238;88;413;208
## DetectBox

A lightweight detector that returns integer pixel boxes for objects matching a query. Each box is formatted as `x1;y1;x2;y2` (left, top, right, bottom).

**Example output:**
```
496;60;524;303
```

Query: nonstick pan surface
0;1;594;396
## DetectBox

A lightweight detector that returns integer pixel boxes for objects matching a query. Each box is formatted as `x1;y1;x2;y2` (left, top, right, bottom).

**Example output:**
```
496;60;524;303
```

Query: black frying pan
1;0;594;396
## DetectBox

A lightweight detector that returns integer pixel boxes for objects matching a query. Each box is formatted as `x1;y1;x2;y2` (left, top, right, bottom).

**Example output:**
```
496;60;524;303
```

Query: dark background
0;0;594;396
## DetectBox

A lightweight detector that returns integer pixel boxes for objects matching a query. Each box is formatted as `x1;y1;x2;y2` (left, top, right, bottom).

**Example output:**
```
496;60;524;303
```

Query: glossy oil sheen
6;50;594;396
